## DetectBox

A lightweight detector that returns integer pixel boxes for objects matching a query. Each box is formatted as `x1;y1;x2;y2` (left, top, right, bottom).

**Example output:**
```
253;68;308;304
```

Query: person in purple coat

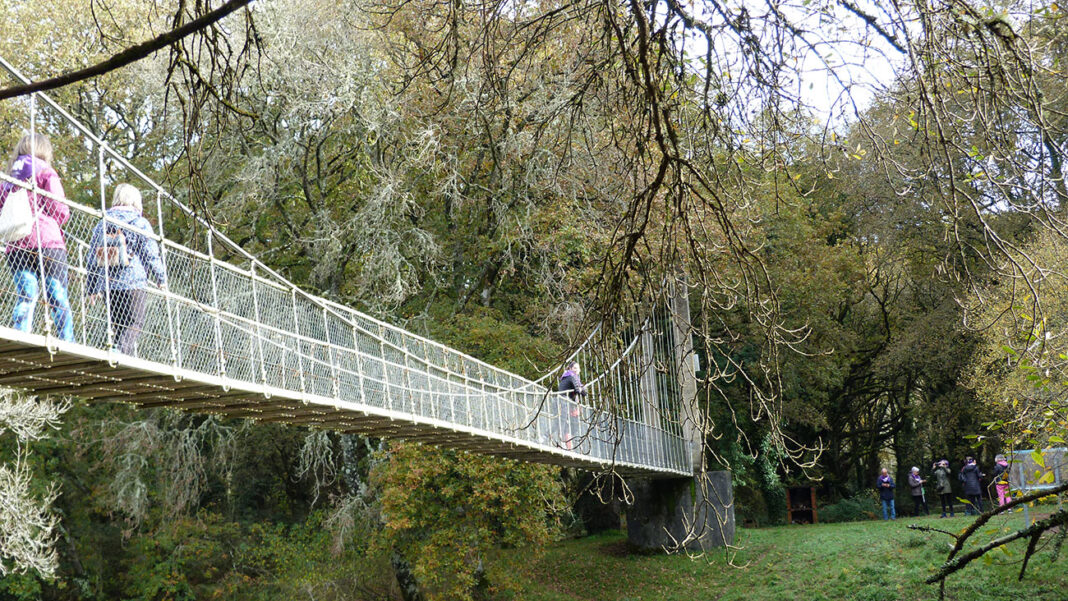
876;468;897;520
908;466;930;516
558;361;587;400
0;134;73;341
558;361;587;450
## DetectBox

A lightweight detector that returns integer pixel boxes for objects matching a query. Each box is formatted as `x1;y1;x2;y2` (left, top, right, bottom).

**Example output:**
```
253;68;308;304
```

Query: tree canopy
2;0;1068;598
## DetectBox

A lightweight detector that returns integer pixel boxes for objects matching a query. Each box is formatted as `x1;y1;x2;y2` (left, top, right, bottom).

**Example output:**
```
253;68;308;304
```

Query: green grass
489;515;1067;600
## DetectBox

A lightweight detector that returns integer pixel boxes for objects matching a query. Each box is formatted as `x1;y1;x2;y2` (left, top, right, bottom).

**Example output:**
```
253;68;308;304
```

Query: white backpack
0;186;35;243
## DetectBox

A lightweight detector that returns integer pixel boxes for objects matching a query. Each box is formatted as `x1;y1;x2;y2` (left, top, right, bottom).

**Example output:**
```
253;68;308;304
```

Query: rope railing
0;56;692;475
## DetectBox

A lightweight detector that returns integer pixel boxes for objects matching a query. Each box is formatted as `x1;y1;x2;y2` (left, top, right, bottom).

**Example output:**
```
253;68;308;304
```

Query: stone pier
626;471;735;551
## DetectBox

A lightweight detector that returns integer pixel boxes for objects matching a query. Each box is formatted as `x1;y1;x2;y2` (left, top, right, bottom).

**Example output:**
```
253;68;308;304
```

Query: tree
5;0;1068;589
0;0;252;102
370;443;562;601
0;392;68;579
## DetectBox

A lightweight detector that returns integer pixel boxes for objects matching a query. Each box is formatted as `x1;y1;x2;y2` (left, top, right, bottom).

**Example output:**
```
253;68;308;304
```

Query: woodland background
1;0;1067;599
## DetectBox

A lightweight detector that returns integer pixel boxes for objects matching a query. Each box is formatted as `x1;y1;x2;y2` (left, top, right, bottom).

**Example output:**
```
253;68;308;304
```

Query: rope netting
0;56;692;475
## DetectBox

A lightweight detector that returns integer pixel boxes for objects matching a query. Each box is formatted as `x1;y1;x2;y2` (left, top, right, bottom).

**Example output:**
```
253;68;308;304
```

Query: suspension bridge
0;57;698;478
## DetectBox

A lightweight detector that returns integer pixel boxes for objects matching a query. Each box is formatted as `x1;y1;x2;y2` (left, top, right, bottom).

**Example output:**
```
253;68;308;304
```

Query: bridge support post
623;281;734;552
625;471;734;551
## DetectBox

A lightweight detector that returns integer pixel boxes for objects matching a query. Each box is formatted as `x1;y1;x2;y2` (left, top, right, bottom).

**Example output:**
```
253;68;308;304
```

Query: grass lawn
490;514;1067;601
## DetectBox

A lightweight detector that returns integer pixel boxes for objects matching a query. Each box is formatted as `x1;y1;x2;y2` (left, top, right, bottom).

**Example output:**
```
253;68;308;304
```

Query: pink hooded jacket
0;155;69;250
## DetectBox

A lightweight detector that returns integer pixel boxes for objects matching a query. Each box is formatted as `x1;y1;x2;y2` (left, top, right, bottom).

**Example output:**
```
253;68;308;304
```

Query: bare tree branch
837;0;906;54
910;480;1068;595
926;509;1068;585
0;0;252;100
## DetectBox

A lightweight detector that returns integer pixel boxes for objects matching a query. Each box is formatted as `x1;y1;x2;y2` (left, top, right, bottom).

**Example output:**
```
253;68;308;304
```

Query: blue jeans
881;498;896;520
8;248;74;342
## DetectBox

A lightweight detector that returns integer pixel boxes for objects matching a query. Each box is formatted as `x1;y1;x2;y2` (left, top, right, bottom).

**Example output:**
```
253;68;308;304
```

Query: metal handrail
0;55;692;475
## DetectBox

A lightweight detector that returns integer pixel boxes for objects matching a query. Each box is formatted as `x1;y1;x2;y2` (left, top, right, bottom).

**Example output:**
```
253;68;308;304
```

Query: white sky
670;0;910;125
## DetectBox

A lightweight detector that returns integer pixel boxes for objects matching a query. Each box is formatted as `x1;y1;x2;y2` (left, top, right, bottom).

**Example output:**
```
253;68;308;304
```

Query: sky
669;0;910;124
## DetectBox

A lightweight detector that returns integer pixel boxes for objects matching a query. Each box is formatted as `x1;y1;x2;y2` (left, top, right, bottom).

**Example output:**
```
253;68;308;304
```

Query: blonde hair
111;183;143;212
11;133;53;167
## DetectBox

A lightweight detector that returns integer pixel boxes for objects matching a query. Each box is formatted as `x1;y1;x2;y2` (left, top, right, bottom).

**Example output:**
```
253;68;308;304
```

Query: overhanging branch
925;509;1068;584
918;479;1068;591
0;0;253;101
837;0;906;54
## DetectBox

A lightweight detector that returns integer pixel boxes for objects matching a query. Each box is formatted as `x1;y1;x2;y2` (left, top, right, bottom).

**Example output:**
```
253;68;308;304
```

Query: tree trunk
391;552;426;601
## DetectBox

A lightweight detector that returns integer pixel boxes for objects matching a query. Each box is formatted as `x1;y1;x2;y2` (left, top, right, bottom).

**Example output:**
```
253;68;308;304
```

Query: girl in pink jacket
1;134;73;341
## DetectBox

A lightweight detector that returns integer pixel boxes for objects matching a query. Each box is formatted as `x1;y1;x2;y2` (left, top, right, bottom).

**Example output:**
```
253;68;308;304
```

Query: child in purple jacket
0;134;73;341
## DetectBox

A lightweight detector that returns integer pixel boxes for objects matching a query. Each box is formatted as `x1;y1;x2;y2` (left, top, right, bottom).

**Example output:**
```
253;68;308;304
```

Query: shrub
819;492;881;523
734;484;770;527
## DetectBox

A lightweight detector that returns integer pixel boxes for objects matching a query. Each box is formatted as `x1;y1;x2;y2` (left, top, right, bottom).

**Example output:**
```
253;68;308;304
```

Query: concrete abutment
625;471;735;551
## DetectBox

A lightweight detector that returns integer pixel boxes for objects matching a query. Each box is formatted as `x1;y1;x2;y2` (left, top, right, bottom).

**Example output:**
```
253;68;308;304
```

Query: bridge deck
0;328;681;475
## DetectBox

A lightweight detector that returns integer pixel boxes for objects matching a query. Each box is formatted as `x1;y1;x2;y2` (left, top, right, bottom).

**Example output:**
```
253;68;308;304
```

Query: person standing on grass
932;459;955;517
908;466;929;516
959;456;984;515
876;468;896;521
992;454;1011;506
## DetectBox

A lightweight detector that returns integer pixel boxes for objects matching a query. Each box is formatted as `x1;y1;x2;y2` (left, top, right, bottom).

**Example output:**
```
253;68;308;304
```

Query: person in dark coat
558;361;587;450
876;468;896;521
558;361;587;400
908;466;929;516
959;456;984;515
932;459;955;517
